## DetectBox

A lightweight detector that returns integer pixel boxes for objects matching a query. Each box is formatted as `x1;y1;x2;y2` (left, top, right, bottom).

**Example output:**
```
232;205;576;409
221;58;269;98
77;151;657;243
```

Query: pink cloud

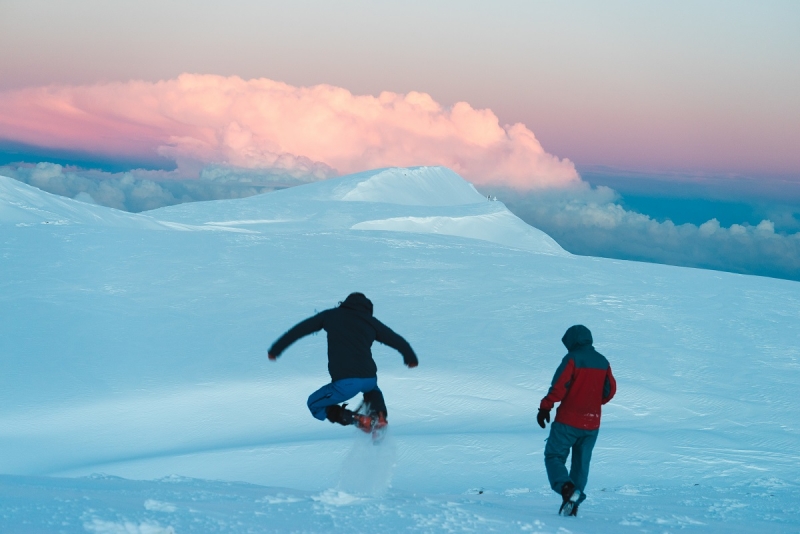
0;74;579;189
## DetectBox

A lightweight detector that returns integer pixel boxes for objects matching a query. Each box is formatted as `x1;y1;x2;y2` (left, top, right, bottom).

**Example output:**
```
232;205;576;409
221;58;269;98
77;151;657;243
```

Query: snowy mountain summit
1;166;565;254
151;165;568;255
330;166;487;205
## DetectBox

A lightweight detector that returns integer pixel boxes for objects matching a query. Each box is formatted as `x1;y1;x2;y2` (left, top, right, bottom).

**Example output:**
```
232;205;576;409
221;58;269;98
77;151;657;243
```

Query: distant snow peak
338;166;486;206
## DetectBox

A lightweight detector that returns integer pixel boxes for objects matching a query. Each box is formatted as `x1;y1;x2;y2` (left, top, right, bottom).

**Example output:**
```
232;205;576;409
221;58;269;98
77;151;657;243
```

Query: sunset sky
2;0;798;176
1;0;798;279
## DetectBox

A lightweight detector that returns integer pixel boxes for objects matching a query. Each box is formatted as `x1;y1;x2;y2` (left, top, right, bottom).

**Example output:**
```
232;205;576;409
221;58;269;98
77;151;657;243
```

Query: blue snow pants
544;422;599;503
307;377;382;420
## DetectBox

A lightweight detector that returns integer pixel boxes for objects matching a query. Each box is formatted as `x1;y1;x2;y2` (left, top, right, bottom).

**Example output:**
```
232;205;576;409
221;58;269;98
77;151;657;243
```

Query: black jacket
269;293;418;381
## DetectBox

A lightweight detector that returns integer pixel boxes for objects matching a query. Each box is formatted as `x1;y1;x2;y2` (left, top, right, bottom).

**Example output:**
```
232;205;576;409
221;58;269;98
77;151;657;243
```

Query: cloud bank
3;162;798;282
1;74;795;282
0;162;305;212
496;185;800;282
0;74;578;190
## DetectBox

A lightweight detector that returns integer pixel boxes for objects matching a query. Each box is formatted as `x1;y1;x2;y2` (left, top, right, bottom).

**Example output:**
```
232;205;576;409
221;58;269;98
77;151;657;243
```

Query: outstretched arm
268;313;325;359
372;318;418;367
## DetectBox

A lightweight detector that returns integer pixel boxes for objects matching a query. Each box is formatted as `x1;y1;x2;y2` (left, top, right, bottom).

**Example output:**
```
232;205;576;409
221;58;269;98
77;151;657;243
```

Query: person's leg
307;378;372;420
568;428;599;503
544;422;578;494
362;386;387;418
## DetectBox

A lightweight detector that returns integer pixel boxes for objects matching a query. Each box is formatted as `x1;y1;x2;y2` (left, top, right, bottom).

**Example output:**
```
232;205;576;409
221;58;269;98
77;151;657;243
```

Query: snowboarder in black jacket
268;293;418;429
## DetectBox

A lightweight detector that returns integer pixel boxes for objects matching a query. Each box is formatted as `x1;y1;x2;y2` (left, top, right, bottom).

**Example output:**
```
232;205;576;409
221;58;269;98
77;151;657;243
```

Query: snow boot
373;412;388;431
325;404;355;426
352;411;388;443
362;389;388;419
559;481;580;516
370;412;388;443
353;413;374;431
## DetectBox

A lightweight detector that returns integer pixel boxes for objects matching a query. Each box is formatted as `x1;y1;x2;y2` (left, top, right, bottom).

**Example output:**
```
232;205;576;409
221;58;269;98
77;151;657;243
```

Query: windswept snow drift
1;166;799;533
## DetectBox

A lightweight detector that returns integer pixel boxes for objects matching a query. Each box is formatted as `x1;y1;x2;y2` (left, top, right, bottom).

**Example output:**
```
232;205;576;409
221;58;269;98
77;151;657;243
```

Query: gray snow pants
544;421;599;502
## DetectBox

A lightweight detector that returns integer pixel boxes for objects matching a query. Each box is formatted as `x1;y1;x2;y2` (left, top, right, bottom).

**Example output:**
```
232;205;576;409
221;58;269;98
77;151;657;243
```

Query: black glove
537;408;550;428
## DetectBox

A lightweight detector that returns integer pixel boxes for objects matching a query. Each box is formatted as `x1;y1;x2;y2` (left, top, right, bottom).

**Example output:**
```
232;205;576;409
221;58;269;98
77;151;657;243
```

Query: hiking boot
324;404;340;423
558;481;580;516
373;412;388;430
371;413;388;441
354;413;374;433
325;404;355;426
560;481;576;502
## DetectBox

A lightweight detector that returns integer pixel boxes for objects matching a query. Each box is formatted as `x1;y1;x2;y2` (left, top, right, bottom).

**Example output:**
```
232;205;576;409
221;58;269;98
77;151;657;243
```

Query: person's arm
602;365;617;404
268;313;325;359
539;356;575;411
372;318;418;367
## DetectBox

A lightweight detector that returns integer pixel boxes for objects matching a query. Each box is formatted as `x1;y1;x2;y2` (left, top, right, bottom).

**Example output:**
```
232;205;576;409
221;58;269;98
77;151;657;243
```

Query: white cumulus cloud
0;74;579;190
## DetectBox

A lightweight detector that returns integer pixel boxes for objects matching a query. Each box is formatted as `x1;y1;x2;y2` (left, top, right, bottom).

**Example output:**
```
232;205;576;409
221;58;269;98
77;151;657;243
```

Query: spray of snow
337;431;398;497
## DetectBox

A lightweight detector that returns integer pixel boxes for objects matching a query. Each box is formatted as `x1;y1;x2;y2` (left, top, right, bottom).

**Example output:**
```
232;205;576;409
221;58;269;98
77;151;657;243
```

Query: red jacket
540;325;616;430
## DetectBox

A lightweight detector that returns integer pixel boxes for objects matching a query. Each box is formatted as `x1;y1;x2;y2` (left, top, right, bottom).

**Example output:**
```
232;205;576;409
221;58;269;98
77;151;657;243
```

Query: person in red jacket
537;325;616;516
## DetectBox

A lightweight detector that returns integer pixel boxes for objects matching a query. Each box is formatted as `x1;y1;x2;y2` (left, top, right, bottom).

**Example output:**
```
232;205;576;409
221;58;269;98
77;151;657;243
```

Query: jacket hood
340;292;373;315
562;325;593;351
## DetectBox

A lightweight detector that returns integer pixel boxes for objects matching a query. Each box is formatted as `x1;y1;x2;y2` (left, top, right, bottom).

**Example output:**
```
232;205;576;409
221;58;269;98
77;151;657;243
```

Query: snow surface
1;166;800;533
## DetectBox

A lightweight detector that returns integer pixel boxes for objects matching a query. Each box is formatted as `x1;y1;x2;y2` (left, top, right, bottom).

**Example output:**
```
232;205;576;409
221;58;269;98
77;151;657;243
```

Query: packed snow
1;166;799;533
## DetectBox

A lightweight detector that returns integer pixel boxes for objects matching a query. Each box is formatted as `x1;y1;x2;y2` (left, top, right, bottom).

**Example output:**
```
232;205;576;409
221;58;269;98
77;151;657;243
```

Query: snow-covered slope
1;167;799;533
0;174;165;228
0;174;249;233
149;166;567;255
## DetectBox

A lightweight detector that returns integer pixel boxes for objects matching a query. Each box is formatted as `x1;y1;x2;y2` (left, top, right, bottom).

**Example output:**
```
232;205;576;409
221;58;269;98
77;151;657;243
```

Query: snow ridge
353;210;565;255
147;166;569;255
337;166;486;206
0;174;164;229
